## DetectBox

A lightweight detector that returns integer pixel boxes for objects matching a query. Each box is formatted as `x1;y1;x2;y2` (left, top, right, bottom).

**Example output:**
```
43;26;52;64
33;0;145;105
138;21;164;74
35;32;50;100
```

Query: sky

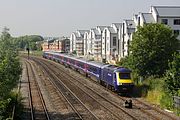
0;0;180;37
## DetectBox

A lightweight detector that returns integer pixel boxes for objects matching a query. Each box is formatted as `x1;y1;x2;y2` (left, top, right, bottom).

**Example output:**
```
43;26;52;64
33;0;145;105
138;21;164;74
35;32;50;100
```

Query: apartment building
86;28;101;60
121;6;180;58
70;30;89;56
68;6;180;62
42;38;56;51
120;20;136;58
102;26;118;62
42;37;70;52
111;23;123;61
150;6;180;40
83;31;89;57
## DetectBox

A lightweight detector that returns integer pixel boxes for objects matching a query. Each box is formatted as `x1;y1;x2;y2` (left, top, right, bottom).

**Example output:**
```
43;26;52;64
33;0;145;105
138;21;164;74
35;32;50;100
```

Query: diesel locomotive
43;51;134;93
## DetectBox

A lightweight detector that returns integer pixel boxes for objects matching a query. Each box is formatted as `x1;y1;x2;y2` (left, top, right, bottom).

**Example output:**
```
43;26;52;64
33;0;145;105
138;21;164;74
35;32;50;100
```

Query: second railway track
31;56;141;120
24;59;50;120
26;57;99;120
22;55;179;120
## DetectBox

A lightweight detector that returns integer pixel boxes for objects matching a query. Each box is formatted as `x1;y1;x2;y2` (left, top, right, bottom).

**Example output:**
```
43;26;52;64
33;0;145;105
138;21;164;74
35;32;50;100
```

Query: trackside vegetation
118;23;180;114
13;35;44;51
0;29;22;119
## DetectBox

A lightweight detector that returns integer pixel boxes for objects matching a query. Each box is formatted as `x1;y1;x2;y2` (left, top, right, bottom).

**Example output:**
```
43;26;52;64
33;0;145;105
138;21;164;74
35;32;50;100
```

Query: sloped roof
152;6;180;17
112;23;122;28
125;20;136;28
78;30;89;35
91;28;101;35
73;32;81;37
96;26;108;31
141;13;155;23
107;27;116;33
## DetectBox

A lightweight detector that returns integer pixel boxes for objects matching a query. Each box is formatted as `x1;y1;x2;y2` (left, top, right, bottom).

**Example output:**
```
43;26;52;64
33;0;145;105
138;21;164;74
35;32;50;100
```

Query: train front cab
115;69;134;93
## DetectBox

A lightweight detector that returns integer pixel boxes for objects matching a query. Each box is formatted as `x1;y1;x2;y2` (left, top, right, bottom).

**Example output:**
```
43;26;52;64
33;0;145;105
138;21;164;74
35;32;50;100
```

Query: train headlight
119;83;122;85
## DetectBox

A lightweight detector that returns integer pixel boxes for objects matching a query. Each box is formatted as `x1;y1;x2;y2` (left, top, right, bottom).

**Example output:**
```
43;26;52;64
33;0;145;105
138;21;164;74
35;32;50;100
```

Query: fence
173;96;180;115
173;96;180;108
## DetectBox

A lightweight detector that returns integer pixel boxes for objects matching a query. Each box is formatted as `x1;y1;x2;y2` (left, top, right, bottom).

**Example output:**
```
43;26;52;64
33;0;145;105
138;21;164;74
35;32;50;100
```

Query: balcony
76;40;83;43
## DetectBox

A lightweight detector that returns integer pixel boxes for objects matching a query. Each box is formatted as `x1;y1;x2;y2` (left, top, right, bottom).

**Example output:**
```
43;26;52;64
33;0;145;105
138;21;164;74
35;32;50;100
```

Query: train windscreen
119;73;131;79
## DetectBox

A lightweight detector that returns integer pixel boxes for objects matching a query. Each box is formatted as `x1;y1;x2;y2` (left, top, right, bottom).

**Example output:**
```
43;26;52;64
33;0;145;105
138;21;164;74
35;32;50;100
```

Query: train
42;51;134;93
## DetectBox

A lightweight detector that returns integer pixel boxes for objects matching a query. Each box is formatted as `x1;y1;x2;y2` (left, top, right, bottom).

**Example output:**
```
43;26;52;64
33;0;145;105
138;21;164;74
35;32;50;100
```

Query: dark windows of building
113;37;116;46
161;19;168;25
174;19;180;25
174;30;180;36
138;17;140;26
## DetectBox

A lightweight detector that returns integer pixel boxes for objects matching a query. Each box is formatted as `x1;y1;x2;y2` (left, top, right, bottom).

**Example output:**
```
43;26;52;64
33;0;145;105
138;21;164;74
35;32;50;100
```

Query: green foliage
164;53;180;96
0;28;22;119
143;76;164;90
14;35;43;51
160;92;174;109
0;33;22;99
128;23;178;77
72;50;77;55
0;92;23;120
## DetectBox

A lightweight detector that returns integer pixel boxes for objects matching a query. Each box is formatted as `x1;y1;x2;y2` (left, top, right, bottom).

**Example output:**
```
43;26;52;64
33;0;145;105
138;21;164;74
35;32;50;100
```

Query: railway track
29;57;99;120
51;58;178;120
56;62;179;120
24;59;50;120
24;55;179;120
41;56;178;120
31;57;140;120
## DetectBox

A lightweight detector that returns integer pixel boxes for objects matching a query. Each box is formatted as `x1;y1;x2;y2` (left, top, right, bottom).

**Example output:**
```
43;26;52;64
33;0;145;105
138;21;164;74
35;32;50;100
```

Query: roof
91;28;101;35
115;67;132;73
103;64;132;72
106;27;116;33
124;20;136;28
152;6;180;17
88;61;107;68
44;38;56;43
78;30;89;35
141;13;155;23
72;32;81;37
111;23;122;28
96;26;108;31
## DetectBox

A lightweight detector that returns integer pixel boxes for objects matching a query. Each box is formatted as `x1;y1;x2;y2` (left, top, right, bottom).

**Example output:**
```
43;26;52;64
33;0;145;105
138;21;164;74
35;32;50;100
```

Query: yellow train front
101;65;134;93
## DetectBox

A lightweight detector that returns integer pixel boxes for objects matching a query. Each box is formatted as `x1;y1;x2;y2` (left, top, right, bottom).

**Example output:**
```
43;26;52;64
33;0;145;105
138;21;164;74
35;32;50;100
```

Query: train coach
43;51;134;93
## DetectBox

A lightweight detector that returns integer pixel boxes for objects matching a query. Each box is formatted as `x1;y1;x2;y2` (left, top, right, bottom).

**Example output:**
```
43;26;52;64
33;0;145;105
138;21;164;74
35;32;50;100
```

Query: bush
160;92;173;110
142;76;165;104
164;53;180;96
0;92;23;120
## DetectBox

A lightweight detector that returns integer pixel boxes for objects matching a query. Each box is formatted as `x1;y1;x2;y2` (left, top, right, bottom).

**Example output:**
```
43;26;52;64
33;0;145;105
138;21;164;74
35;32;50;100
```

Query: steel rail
25;60;50;120
32;58;99;120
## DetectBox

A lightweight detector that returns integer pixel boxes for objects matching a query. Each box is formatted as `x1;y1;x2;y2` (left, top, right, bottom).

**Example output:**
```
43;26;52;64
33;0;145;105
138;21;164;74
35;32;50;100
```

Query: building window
138;17;140;26
174;19;180;25
107;43;109;51
113;37;116;46
161;19;168;25
174;30;179;36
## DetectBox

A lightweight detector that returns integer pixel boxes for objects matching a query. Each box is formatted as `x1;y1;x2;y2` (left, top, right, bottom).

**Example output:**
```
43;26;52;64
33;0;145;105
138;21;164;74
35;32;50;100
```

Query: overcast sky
0;0;180;37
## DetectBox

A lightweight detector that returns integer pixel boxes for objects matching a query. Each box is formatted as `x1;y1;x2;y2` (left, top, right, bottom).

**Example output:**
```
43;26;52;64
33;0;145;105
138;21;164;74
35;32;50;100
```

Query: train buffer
124;99;132;109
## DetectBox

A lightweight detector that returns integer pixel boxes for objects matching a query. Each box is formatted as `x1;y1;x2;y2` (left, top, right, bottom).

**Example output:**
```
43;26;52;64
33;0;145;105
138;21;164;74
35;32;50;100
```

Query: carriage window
119;73;131;79
89;66;97;72
78;62;84;68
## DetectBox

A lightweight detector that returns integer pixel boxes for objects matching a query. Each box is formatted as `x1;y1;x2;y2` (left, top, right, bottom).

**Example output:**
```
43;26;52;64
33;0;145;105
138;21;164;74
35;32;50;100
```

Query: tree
13;35;44;50
128;23;179;77
0;28;22;99
164;53;180;96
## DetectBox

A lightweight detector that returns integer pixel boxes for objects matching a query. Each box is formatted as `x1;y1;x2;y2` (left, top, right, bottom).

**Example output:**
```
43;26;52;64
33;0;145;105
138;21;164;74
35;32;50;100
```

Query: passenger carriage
43;51;134;93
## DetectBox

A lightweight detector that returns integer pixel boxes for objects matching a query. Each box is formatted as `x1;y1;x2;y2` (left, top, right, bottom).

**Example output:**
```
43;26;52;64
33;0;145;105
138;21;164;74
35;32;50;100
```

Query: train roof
88;61;107;68
115;67;132;73
102;64;132;73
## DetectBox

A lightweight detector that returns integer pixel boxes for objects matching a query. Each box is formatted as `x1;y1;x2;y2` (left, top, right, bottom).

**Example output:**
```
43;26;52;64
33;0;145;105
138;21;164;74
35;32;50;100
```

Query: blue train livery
43;51;134;93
